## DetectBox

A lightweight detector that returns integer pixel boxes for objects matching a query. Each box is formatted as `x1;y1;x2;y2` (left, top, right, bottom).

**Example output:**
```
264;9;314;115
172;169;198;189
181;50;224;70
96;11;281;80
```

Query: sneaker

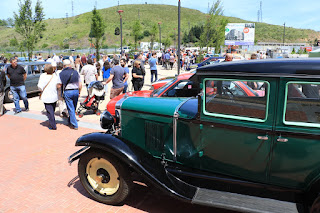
48;126;57;130
14;111;22;115
62;112;68;118
69;125;78;130
25;108;29;112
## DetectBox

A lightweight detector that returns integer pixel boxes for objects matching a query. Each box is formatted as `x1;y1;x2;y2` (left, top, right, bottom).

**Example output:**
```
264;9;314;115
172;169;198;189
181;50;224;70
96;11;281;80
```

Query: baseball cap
51;61;57;67
63;59;71;65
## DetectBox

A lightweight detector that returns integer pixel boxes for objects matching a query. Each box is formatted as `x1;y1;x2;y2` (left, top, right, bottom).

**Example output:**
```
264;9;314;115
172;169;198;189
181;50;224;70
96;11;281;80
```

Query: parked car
0;61;50;103
106;72;196;116
107;71;260;117
69;58;320;212
203;53;214;61
189;56;224;69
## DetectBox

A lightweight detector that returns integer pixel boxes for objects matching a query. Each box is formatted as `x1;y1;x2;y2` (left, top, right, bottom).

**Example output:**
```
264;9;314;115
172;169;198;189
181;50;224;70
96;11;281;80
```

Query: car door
269;78;320;189
183;77;278;184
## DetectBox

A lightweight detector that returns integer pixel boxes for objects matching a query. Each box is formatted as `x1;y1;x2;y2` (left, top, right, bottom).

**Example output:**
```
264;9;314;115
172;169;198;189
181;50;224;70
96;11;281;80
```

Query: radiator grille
145;121;164;152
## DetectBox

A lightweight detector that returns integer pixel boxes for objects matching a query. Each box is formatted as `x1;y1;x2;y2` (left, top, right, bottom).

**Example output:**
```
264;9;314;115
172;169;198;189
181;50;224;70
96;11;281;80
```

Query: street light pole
158;22;162;51
118;10;124;56
283;22;286;46
178;0;181;75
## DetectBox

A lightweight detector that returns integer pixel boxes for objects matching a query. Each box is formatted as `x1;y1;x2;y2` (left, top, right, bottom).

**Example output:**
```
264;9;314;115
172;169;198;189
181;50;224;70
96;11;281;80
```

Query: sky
1;0;320;31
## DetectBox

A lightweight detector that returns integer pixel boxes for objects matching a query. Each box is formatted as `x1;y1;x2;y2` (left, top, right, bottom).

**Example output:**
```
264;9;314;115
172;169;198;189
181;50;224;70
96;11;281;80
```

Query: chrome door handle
277;137;288;143
257;136;268;141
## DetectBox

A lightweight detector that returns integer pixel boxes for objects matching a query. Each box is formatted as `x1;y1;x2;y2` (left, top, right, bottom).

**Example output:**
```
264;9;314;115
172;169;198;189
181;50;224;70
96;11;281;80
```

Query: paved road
0;64;235;212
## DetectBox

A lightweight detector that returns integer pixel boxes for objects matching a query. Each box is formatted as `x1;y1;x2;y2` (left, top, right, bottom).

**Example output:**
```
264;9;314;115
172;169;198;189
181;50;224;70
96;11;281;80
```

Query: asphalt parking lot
0;65;233;212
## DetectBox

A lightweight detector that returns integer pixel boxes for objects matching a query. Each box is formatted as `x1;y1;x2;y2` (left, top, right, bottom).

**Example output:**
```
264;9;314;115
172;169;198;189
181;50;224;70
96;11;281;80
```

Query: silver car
0;61;51;103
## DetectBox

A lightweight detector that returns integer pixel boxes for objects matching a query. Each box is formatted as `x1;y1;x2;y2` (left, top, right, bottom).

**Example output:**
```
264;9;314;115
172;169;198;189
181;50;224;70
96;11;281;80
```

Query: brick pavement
0;65;230;213
0;117;230;212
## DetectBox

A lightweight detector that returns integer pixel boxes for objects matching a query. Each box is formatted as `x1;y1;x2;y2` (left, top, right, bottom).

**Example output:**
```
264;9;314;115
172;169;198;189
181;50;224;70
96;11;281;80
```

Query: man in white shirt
53;53;60;63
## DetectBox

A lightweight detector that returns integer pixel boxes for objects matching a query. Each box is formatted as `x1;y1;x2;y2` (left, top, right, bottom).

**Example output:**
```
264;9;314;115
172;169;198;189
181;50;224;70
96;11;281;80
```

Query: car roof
194;58;320;80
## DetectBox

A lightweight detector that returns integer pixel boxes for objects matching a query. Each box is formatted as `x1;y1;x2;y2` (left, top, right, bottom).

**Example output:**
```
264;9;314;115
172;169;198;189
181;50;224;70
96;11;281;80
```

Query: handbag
39;75;54;99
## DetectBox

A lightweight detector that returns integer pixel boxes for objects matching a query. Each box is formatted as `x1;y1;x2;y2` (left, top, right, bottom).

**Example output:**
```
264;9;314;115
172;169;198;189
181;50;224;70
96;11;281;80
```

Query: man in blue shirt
164;51;171;69
148;53;158;83
120;59;130;93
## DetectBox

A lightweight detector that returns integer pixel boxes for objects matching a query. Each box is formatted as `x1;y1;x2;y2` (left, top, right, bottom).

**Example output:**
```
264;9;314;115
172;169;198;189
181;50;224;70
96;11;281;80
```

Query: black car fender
72;132;197;202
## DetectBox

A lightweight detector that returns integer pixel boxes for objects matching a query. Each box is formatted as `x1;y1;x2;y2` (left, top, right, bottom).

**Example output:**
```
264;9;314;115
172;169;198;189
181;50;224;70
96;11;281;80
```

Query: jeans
151;70;157;83
44;102;57;129
123;84;128;94
10;85;29;113
64;89;79;128
0;92;4;115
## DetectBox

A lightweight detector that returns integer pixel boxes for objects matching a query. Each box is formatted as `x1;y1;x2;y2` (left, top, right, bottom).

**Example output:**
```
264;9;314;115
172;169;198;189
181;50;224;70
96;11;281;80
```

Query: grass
0;4;319;50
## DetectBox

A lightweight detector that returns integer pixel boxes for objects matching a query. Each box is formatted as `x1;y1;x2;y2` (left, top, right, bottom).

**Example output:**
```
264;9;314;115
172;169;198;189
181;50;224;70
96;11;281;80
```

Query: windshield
151;78;176;97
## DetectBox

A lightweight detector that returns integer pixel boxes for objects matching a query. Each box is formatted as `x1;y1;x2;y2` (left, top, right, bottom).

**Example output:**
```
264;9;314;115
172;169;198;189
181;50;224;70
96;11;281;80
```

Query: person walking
37;64;61;130
6;57;29;114
120;59;130;93
81;53;87;66
80;58;98;94
104;59;128;99
102;61;111;95
135;53;146;75
169;53;175;70
75;55;82;73
58;60;82;130
165;51;170;69
148;53;158;83
0;68;6;116
55;62;68;117
132;60;145;91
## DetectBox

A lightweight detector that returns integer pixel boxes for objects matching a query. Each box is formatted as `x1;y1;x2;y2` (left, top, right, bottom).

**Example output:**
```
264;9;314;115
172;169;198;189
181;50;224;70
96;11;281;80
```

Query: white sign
225;23;255;46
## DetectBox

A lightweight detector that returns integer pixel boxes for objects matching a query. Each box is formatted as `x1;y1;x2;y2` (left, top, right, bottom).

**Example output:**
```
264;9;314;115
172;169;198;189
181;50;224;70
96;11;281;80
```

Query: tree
291;47;296;54
163;37;172;50
7;18;14;27
149;24;158;50
10;37;19;47
14;0;46;61
132;20;142;50
90;7;105;61
199;0;227;53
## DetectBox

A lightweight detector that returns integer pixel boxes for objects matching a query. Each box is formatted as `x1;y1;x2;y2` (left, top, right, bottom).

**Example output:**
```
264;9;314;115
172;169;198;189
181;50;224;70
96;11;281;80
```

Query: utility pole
177;0;181;75
188;21;190;47
174;29;176;50
257;10;260;22
158;22;162;51
283;23;286;46
66;13;68;25
71;1;74;17
260;1;262;22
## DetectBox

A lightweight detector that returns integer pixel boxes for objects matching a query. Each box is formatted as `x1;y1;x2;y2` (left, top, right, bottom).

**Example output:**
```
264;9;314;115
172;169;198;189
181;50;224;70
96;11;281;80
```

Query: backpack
0;71;6;93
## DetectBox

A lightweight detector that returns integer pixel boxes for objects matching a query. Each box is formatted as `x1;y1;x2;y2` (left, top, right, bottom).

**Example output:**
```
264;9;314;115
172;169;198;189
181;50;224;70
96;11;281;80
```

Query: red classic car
107;71;260;116
107;72;196;116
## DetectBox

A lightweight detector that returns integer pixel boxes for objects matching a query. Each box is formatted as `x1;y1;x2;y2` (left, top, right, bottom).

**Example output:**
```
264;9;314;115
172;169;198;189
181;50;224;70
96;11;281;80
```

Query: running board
192;188;298;213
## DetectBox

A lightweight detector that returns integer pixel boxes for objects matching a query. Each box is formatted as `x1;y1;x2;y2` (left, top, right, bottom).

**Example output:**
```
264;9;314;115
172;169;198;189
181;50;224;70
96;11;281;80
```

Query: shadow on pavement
67;176;235;213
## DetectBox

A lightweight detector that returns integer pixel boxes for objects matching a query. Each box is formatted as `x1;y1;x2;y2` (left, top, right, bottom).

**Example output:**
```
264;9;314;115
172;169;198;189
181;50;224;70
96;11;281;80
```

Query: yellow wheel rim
86;157;120;196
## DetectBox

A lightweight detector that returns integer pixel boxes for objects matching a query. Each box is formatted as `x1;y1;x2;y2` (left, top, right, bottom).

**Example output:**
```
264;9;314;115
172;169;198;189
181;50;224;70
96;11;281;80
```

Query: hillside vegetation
0;4;319;50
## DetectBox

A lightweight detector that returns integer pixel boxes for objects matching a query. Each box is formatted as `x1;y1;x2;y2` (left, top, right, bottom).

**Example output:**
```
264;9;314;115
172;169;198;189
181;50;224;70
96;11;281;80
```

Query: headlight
100;111;114;130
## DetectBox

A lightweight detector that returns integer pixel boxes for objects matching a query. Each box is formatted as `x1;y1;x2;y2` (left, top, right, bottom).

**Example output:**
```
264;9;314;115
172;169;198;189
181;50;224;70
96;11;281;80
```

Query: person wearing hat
58;59;82;130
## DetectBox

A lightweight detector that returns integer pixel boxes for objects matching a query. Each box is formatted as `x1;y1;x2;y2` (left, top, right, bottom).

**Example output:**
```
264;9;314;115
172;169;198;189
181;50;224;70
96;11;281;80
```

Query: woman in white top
37;64;61;130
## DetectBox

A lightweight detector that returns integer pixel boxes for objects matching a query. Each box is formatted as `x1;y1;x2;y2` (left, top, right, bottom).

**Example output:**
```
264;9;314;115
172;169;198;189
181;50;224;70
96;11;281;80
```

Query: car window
284;82;320;127
151;78;176;97
204;79;269;121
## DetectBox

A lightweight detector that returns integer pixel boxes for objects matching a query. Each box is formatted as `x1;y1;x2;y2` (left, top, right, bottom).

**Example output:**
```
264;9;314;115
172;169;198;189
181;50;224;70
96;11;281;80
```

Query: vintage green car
69;58;320;213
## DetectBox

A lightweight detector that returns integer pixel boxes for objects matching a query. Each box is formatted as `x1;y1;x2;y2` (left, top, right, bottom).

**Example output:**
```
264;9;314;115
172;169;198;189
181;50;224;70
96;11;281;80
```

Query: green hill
0;4;319;50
